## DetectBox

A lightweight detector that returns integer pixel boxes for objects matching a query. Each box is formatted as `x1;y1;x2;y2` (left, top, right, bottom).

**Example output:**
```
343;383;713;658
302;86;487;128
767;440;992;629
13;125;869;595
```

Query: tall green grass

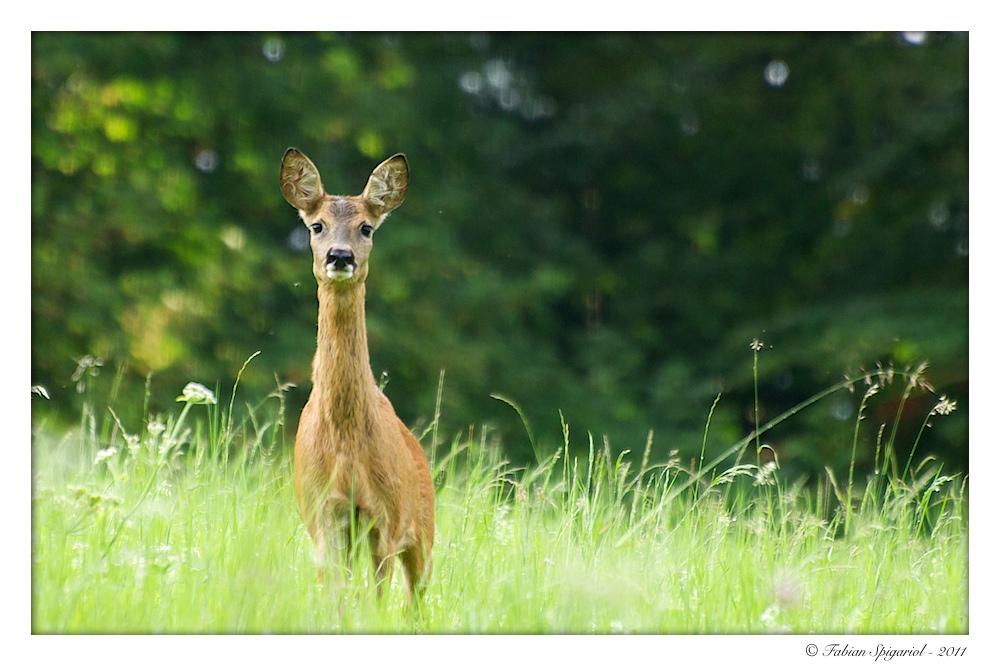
31;358;967;633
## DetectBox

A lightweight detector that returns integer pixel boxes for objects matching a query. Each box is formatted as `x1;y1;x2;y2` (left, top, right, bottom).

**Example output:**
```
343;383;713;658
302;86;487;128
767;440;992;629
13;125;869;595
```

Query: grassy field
31;363;968;634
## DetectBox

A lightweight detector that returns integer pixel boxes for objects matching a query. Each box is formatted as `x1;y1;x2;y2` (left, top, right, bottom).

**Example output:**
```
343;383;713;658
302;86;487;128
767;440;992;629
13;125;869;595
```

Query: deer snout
326;247;355;269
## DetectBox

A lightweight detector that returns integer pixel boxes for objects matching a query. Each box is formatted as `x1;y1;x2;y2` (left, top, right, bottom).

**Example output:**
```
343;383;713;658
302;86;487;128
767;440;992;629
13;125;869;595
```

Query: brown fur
281;148;434;597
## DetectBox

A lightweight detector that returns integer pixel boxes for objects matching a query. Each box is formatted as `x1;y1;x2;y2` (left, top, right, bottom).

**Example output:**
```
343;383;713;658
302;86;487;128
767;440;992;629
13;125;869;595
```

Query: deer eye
310;223;323;234
360;224;374;238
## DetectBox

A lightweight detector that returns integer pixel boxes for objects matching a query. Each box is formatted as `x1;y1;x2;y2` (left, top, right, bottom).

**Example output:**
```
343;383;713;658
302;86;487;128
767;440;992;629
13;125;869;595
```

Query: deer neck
313;282;378;431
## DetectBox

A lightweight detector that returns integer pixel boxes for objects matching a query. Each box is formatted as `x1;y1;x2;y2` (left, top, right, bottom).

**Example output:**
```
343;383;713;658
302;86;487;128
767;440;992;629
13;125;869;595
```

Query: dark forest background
31;32;968;476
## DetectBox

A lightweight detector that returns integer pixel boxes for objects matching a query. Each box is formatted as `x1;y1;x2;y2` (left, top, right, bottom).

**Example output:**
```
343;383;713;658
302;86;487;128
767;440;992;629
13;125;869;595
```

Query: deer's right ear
280;148;325;213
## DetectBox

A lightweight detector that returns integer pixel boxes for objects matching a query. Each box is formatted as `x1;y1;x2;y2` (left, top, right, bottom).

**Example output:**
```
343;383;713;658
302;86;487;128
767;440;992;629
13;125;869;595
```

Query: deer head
280;148;409;287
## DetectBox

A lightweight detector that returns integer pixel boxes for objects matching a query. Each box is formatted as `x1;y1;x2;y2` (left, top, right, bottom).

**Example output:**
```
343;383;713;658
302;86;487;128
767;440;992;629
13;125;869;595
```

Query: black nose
326;248;355;268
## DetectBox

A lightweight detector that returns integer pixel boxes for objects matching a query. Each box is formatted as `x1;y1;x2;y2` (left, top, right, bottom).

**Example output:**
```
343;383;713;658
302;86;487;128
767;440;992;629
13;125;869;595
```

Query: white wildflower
147;418;166;435
932;395;957;416
71;355;104;393
176;382;217;405
94;447;118;465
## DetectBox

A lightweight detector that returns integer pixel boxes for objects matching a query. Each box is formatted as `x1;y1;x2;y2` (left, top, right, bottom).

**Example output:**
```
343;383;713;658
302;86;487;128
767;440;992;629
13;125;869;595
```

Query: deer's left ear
363;153;409;224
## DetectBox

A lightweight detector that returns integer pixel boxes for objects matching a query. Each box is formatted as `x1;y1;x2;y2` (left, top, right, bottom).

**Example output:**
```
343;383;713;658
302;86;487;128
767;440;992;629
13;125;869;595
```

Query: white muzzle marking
326;264;355;281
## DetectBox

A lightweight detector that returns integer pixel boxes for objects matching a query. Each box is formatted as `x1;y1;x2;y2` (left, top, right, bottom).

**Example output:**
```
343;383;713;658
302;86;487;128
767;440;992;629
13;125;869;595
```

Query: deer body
281;148;434;596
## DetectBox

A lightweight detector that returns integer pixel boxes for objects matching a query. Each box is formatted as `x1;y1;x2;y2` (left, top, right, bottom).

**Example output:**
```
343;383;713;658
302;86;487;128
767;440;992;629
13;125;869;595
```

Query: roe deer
280;148;434;598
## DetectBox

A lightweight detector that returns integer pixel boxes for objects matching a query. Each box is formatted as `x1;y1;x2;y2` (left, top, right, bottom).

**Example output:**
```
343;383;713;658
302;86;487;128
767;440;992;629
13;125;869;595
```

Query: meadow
30;31;969;636
31;357;967;634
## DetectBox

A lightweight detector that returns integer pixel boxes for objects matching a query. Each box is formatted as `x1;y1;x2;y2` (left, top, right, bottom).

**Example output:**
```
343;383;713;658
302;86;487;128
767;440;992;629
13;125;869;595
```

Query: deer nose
326;247;355;269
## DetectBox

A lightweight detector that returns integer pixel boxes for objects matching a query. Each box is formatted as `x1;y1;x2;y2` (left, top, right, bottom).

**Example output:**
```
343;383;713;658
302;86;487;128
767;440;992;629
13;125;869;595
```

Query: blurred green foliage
31;32;968;475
